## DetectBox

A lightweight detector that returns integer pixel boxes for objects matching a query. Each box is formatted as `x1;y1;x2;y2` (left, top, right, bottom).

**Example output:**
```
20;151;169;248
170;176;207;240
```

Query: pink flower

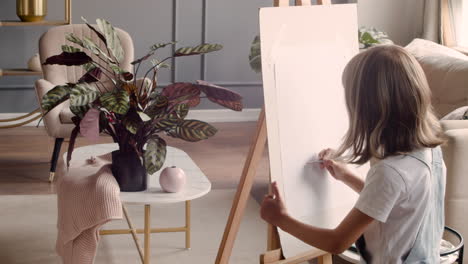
80;108;100;142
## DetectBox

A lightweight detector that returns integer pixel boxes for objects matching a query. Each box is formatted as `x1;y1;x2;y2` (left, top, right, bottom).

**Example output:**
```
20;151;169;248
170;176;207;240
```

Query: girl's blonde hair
335;45;446;164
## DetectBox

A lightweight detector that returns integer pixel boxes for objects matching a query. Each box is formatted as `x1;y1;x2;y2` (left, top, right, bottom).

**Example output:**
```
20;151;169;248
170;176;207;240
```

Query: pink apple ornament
159;166;186;193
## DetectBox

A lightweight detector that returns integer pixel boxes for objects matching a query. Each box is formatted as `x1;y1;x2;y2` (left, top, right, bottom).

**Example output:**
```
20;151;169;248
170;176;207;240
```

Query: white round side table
64;143;211;264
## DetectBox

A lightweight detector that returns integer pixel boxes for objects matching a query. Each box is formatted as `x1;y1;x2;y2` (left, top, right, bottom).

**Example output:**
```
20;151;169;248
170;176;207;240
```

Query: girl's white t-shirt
354;148;442;263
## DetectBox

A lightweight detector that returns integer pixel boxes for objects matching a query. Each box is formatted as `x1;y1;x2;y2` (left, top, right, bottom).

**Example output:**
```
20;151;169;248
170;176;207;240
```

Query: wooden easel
215;0;333;263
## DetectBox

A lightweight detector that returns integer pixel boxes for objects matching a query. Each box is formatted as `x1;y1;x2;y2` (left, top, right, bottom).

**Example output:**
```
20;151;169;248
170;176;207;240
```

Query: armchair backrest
39;24;134;85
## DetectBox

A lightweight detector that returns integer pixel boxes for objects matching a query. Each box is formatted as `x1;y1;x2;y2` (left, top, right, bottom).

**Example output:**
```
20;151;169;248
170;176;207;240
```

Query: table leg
185;200;191;249
122;205;144;263
144;204;151;264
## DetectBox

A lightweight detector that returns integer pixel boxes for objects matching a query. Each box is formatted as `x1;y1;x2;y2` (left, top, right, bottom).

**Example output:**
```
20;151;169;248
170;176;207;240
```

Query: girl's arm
319;148;365;193
261;182;374;254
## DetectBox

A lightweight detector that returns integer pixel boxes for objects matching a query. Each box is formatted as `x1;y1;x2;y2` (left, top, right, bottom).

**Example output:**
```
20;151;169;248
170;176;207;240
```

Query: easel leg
144;204;151;264
318;254;333;264
185;200;191;249
216;108;268;264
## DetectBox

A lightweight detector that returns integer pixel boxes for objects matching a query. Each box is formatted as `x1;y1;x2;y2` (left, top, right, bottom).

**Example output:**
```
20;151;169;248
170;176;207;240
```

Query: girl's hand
318;148;352;182
260;182;289;227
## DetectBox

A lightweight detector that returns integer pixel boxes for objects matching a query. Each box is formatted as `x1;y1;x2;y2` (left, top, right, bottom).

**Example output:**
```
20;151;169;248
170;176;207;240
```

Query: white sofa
406;38;468;263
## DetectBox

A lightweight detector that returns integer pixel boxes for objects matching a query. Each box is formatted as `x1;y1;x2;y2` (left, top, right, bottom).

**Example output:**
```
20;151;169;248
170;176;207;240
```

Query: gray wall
0;0;424;113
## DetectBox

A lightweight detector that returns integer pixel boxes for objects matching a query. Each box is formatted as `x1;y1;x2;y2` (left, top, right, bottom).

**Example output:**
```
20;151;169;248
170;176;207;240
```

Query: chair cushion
405;39;468;118
59;101;75;124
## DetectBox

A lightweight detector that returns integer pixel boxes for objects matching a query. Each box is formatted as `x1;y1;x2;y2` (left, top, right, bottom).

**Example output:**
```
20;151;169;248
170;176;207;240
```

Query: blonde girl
260;45;446;263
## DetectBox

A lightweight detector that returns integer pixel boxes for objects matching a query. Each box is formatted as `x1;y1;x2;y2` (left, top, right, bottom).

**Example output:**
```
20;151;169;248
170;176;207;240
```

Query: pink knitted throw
56;154;122;264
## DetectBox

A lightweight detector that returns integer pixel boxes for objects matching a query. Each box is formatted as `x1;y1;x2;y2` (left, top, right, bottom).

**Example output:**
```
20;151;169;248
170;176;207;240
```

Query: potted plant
41;18;243;191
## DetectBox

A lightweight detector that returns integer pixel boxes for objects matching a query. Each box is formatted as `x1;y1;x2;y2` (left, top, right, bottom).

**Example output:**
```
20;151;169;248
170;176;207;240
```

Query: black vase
111;149;147;192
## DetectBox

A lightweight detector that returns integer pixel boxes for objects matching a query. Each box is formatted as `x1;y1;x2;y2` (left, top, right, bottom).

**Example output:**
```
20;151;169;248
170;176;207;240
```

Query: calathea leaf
174;43;223;57
43;52;92;66
168;119;217;142
144;136;167;174
70;105;90;118
66;33;115;63
78;67;102;83
81;17;107;45
151;59;170;69
100;89;130;115
131;41;177;65
122;108;142;134
96;18;124;62
150;41;177;51
70;83;99;106
144;95;168;118
161;83;201;107
174;103;189;119
154;118;180;130
249;35;262;73
61;45;81;53
196;80;243;111
83;62;95;71
41;85;71;112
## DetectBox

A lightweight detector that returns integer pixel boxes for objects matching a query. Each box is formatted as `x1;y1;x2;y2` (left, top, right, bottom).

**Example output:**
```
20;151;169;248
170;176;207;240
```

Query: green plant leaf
249;35;262;73
154;118;180;130
131;41;177;65
83;62;95;71
66;33;115;63
150;59;170;69
144;95;168;118
61;45;81;53
168;119;217;142
138;111;151;122
70;105;90;118
174;103;189;119
144;136;167;174
41;85;71;112
174;43;223;57
96;18;124;63
360;32;379;45
70;83;99;106
81;17;107;45
43;52;93;66
100;89;130;115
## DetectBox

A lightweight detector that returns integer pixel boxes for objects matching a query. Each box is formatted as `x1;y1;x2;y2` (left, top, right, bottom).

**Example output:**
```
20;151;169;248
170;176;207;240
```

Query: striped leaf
96;18;124;62
41;85;71;112
196;80;243;111
144;95;168;118
168;119;217;142
174;103;189;119
70;105;90;118
131;41;177;65
154;118;180;130
100;89;130;115
61;45;81;53
144;136;167;175
66;33;114;63
81;17;107;45
174;43;222;57
70;83;99;106
78;67;102;83
249;35;262;73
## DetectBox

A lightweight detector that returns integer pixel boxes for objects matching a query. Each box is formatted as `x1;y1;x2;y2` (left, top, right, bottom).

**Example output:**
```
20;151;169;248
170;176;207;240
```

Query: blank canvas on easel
259;4;369;258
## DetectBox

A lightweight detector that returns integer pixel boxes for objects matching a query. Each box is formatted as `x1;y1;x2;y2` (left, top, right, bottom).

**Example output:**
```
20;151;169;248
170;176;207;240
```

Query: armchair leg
49;138;64;182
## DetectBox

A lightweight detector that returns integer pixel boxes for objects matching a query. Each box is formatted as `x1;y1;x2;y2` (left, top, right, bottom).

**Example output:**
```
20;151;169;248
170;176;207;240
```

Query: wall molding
0;108;261;126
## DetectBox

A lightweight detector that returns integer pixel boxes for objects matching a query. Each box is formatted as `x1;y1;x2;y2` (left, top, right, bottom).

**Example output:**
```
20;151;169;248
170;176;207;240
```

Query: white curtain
448;0;468;47
423;0;467;46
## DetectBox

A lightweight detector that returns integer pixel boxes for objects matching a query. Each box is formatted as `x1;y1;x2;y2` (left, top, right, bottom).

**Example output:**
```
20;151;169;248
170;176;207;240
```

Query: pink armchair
34;24;135;182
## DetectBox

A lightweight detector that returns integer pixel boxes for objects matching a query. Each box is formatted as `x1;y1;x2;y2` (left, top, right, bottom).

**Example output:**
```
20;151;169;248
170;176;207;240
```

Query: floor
0;122;270;197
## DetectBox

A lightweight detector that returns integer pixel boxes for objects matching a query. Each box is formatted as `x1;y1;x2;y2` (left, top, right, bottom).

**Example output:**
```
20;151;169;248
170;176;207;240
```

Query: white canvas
259;4;369;258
